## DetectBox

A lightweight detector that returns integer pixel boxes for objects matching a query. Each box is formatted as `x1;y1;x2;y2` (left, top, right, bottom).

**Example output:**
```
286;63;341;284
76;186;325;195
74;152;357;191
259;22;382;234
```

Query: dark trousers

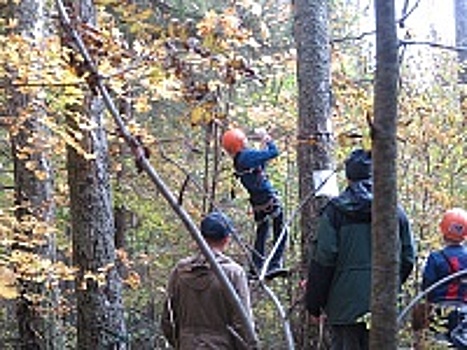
330;324;369;350
251;200;287;272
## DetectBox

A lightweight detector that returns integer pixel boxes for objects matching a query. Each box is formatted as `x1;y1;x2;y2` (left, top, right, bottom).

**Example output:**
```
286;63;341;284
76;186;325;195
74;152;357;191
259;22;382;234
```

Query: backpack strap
439;249;466;301
440;249;458;275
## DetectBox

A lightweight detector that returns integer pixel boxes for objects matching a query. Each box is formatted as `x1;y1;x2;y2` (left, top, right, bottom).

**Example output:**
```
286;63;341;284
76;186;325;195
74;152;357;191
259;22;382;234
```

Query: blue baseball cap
200;211;234;240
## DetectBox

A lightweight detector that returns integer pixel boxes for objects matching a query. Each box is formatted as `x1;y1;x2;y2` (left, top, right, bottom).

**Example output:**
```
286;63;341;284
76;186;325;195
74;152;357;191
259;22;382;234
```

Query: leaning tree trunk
8;0;57;348
63;0;127;348
371;1;400;349
293;0;333;348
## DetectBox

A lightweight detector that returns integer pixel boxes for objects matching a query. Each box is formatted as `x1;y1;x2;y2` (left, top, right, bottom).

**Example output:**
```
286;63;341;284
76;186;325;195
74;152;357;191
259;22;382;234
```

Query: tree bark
371;1;399;349
293;0;333;348
114;205;127;250
64;1;127;348
455;0;467;118
8;0;57;348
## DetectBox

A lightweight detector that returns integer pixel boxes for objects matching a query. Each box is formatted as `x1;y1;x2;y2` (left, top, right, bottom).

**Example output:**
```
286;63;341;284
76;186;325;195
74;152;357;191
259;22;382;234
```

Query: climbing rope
397;268;467;326
259;166;341;281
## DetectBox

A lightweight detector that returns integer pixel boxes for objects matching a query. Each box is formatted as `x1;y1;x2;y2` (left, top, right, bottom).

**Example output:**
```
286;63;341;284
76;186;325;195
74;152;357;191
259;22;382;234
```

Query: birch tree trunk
8;0;57;348
371;0;399;348
64;0;127;348
293;0;333;348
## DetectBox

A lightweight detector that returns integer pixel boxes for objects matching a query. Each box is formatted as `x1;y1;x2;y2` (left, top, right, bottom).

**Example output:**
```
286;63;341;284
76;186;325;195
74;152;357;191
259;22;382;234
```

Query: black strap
233;152;260;178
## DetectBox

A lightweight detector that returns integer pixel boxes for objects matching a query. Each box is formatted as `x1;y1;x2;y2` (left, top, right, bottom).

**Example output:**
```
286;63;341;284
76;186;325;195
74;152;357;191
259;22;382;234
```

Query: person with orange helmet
221;128;248;157
422;208;467;303
421;208;467;347
221;127;288;280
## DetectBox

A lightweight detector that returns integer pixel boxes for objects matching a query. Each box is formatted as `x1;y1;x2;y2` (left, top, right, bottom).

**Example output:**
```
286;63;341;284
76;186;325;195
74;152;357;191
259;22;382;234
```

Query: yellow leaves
82;271;105;285
24;160;36;171
116;249;141;290
219;8;242;37
146;65;165;85
190;104;206;125
197;10;217;37
126;120;143;137
1;247;143;296
32;222;55;236
78;264;141;291
80;263;117;290
167;18;182;38
40;116;97;161
0;266;17;300
202;33;223;53
9;251;51;283
3;33;78;96
52;261;77;282
196;8;252;53
0;208;14;241
0;285;17;300
96;0;121;6
116;248;129;263
161;77;184;99
123;271;141;290
4;18;18;30
100;2;156;37
133;96;152;114
14;215;54;237
0;222;13;238
190;102;217;126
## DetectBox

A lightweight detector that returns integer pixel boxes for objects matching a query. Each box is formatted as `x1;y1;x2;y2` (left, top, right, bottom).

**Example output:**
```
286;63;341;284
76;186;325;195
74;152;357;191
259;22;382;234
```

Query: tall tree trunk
293;0;333;348
64;1;127;348
371;1;399;348
455;0;467;118
8;0;57;348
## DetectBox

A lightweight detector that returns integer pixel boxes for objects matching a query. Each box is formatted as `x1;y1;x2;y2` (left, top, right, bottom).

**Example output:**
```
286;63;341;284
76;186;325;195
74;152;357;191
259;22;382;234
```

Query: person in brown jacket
161;211;258;349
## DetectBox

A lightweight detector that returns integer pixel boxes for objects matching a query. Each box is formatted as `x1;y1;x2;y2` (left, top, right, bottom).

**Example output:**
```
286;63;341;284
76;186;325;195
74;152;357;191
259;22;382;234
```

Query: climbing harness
252;196;281;215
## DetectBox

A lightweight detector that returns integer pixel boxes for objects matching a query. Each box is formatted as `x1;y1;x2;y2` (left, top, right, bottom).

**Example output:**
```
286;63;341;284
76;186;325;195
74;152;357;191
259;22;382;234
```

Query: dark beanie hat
345;149;372;181
200;211;234;240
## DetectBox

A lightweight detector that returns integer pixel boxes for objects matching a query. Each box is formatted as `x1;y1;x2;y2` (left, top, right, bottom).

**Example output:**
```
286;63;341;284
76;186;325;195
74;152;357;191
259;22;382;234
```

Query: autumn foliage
0;0;465;348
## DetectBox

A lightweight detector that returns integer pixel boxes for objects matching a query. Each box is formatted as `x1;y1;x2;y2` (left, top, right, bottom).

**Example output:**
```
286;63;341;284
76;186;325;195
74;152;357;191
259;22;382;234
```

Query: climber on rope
418;208;467;349
221;127;288;281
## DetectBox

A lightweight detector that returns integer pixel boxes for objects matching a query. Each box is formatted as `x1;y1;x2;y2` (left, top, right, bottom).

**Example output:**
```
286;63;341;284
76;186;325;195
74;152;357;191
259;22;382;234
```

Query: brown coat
161;252;257;349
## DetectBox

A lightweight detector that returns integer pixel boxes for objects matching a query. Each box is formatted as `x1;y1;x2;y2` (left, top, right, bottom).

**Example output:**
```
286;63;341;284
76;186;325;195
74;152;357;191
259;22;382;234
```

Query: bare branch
400;40;467;52
398;0;423;28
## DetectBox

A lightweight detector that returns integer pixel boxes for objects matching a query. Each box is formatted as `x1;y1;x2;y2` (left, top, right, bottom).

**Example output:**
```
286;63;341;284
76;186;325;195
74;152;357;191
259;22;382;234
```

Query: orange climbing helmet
221;128;247;155
439;208;467;242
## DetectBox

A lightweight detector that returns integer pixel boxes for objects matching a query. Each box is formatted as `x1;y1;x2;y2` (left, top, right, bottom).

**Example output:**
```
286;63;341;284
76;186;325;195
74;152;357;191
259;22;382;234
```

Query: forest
0;0;466;349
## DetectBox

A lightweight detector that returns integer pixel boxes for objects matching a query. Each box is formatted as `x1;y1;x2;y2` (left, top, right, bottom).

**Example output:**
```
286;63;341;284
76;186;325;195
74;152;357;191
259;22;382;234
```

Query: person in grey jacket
305;149;416;350
161;211;258;349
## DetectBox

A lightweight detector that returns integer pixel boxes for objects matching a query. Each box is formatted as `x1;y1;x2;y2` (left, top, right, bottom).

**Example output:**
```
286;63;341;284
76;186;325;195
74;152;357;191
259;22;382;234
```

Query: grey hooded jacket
161;252;256;349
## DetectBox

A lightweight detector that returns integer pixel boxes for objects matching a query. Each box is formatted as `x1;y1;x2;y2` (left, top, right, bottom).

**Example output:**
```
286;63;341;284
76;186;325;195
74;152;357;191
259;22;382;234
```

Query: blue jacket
305;180;416;324
233;141;279;205
422;244;467;303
